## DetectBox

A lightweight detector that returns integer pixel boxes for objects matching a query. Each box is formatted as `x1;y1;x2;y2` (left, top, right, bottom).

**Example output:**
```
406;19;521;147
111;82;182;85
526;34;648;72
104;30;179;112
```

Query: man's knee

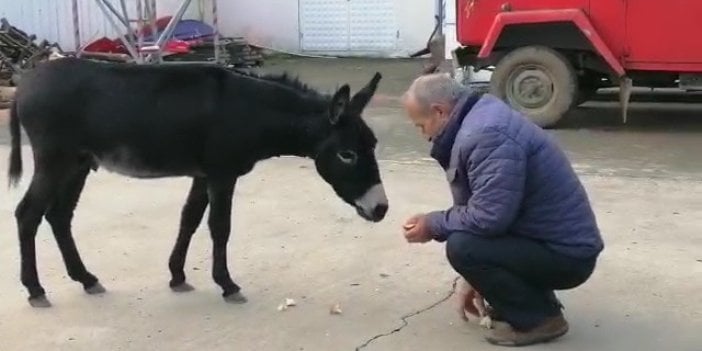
446;233;485;270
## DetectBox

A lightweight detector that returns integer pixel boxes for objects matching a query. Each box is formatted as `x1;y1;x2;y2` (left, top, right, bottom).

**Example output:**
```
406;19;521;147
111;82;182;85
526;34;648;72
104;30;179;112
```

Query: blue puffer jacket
425;92;604;259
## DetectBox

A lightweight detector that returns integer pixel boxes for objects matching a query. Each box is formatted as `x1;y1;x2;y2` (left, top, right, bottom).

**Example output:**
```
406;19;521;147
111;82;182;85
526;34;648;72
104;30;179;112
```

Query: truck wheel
490;46;577;128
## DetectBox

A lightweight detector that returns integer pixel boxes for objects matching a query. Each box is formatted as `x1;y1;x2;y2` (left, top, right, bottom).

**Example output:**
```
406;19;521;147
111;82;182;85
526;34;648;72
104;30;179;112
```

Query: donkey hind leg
207;178;247;303
16;163;69;307
45;161;104;295
169;177;208;292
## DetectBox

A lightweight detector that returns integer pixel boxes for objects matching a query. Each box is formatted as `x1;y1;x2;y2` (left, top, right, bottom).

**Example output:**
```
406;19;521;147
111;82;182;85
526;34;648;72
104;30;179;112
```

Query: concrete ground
0;57;700;351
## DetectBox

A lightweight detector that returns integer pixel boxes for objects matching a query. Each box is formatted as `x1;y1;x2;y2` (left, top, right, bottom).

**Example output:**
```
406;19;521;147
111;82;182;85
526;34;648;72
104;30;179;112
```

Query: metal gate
299;0;398;54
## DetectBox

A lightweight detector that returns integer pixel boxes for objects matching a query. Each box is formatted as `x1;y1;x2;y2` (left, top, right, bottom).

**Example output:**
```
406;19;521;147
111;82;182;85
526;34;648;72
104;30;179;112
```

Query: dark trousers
446;233;597;331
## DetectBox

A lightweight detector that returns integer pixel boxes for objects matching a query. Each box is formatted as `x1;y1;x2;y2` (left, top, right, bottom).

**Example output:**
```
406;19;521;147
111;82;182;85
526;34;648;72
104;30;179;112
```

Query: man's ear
430;102;450;118
429;102;443;115
330;84;351;124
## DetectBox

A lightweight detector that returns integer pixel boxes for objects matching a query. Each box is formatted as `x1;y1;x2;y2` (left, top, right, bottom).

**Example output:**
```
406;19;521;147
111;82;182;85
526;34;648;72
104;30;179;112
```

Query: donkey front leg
207;178;247;303
169;177;208;292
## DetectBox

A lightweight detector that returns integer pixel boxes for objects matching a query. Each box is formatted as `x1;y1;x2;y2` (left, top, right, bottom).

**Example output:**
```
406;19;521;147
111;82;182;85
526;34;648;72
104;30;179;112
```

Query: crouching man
400;73;604;346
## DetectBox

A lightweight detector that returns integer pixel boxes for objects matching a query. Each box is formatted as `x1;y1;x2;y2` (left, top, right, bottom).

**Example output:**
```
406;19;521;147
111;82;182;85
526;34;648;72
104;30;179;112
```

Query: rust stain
465;0;477;19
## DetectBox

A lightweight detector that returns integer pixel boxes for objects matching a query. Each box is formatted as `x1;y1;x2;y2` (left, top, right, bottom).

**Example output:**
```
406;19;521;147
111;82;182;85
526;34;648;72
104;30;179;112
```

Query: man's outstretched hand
402;214;433;243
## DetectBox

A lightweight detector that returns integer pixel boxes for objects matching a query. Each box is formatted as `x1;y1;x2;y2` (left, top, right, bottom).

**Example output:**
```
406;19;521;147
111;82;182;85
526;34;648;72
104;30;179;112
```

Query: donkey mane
231;69;328;100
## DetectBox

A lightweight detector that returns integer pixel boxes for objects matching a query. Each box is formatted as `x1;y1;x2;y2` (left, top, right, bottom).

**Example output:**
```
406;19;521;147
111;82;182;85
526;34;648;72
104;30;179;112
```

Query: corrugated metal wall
0;0;435;57
0;0;202;52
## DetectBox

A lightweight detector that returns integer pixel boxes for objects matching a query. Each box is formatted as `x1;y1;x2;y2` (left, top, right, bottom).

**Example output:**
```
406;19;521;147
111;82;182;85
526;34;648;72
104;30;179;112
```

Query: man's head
402;73;469;142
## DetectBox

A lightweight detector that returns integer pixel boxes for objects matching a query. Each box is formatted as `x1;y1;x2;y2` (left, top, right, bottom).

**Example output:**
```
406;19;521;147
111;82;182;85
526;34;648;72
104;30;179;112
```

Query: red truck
448;0;702;127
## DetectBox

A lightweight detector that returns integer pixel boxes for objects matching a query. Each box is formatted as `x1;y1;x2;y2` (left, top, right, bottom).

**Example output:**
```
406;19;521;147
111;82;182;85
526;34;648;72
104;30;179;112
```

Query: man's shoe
484;314;569;347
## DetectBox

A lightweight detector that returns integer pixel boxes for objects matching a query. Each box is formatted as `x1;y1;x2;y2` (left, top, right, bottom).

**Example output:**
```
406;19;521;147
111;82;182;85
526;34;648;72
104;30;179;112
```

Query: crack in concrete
355;276;461;351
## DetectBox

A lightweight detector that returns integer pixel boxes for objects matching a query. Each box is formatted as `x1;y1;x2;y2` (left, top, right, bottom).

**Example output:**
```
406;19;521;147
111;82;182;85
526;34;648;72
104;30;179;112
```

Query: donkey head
313;72;388;222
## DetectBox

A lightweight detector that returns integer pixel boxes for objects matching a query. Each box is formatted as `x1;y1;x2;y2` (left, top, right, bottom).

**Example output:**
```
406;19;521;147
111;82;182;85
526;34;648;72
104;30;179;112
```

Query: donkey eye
337;150;358;165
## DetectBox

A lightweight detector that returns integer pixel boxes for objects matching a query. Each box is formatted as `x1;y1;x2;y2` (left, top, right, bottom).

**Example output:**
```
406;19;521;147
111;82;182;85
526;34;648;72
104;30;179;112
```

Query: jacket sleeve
426;130;527;242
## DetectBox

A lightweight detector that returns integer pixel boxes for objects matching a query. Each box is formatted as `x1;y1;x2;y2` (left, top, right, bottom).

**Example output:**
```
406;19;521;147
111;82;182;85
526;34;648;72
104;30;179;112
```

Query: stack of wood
0;85;15;109
1;17;62;87
222;37;264;68
163;36;264;68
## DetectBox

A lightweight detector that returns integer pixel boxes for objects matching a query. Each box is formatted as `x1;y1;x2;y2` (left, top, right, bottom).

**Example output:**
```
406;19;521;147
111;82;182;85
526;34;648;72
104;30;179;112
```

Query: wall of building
394;0;438;57
213;0;300;53
0;0;206;52
444;0;459;59
0;0;436;58
216;0;436;57
1;0;98;52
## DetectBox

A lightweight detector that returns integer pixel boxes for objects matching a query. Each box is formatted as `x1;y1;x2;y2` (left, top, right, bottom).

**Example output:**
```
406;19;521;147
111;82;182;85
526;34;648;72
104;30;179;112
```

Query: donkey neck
231;72;332;161
248;99;331;161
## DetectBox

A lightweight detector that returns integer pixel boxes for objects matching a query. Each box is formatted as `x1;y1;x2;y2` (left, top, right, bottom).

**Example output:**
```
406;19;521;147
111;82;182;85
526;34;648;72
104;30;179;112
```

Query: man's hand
402;214;433;243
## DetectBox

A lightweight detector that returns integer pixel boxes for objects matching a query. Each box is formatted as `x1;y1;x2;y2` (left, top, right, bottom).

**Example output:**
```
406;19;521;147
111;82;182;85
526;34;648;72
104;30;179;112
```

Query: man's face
403;94;453;142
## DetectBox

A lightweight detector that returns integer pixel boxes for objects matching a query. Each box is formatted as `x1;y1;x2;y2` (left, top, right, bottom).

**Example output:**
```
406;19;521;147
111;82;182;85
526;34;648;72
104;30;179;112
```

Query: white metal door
299;0;397;53
348;0;397;51
299;0;349;52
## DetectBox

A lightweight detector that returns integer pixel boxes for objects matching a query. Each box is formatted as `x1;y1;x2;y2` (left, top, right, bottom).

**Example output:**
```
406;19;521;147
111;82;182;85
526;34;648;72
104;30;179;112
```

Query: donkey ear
349;72;382;113
329;84;350;124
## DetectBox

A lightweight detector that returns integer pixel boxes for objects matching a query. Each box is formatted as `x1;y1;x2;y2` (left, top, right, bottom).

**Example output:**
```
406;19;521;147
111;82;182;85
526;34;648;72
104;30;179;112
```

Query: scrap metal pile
81;16;263;68
76;0;264;69
0;18;62;86
0;0;265;88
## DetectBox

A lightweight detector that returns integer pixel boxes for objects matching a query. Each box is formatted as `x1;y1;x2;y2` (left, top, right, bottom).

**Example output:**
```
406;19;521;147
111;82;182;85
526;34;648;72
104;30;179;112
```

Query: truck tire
489;46;577;128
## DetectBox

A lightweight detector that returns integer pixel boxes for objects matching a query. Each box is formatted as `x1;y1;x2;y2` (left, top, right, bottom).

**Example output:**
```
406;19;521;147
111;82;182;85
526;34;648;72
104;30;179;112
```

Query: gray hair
405;72;470;112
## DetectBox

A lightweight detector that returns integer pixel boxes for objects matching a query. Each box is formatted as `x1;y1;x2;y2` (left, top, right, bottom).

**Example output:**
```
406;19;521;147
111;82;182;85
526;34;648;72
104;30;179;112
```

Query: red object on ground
137;16;173;37
84;36;191;56
83;37;128;54
162;39;191;54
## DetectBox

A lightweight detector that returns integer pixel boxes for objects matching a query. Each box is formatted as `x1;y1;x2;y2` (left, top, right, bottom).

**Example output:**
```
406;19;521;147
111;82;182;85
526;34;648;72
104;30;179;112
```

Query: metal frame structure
72;0;220;65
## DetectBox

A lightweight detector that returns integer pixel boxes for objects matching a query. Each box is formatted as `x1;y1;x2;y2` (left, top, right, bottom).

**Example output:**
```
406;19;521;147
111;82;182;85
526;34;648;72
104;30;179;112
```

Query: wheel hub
508;67;554;109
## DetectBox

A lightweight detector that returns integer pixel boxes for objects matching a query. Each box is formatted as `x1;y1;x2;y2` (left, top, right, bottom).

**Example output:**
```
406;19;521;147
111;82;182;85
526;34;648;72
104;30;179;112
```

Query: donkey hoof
223;291;248;304
28;295;52;308
170;282;195;293
85;282;106;295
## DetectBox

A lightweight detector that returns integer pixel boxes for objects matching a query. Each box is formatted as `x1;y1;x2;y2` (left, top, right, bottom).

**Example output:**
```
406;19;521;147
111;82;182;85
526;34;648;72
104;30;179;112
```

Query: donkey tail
8;99;22;188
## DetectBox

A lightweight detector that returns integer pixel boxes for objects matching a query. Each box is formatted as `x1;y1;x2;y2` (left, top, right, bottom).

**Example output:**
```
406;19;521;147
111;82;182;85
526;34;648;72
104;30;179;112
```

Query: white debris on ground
277;298;297;311
330;303;343;315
